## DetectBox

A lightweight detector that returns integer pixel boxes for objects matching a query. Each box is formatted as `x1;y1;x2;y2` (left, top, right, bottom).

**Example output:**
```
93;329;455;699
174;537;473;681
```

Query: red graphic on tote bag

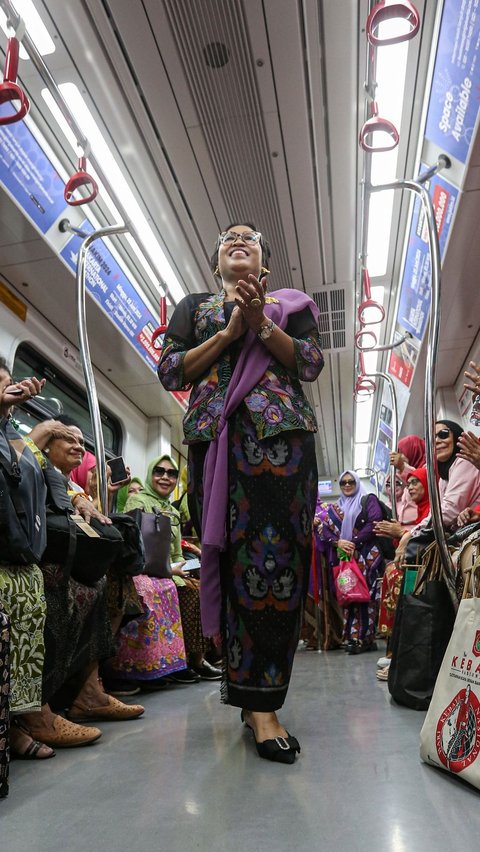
436;686;480;773
473;630;480;657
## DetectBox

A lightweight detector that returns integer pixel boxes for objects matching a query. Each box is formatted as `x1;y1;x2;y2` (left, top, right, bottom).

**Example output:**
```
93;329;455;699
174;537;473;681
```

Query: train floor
2;642;479;851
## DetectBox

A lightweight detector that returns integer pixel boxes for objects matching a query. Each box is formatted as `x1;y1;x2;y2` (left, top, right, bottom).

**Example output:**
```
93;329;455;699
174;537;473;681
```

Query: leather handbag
388;559;456;710
42;462;123;585
126;507;172;578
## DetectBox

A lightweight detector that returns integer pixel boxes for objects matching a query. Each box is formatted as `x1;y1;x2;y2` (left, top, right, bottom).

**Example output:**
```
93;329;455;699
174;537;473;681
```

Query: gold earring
261;266;270;275
214;266;220;276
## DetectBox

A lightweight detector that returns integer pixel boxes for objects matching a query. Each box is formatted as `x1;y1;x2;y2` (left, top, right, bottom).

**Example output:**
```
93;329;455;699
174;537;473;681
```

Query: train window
11;343;120;454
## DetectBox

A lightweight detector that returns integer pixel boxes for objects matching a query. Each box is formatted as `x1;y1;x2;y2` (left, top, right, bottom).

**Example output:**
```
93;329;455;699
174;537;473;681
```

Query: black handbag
388;562;456;710
126;507;172;578
42;463;123;585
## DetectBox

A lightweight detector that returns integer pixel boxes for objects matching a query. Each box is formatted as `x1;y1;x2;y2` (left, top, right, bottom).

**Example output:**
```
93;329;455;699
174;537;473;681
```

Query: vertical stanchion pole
76;224;129;514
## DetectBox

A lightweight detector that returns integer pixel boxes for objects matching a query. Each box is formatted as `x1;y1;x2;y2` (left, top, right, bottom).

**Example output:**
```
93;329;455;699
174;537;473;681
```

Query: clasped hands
226;274;268;340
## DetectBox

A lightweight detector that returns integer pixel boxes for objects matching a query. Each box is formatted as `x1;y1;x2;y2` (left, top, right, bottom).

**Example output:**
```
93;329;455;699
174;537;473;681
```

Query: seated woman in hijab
389;434;426;483
317;470;385;654
376;468;431;679
112;454;221;685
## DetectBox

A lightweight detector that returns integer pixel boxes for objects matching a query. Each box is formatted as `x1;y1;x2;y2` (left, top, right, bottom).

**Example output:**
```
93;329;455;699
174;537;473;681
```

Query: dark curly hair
210;221;271;279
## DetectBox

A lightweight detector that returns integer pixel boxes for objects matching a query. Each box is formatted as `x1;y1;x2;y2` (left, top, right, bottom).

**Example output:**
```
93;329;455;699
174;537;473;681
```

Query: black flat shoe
348;640;378;655
240;711;300;764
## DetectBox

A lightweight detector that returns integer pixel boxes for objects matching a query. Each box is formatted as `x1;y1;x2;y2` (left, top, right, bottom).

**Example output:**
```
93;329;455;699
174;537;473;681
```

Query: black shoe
139;678;169;691
240;711;300;764
192;660;222;681
103;679;141;696
165;668;201;684
348;640;378;655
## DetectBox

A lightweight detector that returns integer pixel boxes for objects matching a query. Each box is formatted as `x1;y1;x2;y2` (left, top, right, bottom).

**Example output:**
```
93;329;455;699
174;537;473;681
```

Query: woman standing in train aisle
318;471;385;654
158;223;324;764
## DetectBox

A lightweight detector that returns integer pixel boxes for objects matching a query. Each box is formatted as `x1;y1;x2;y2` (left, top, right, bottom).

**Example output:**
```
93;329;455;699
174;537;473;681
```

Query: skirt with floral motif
189;406;317;711
112;576;187;679
0;564;46;713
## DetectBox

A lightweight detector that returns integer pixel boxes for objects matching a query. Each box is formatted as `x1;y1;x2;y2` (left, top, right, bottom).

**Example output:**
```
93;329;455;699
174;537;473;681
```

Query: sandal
11;719;55;760
376;666;390;681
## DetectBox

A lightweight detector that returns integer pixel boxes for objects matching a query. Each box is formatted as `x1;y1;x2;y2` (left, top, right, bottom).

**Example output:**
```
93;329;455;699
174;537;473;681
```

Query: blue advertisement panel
394;171;458;341
0;104;67;232
60;221;161;372
373;439;391;493
425;0;480;163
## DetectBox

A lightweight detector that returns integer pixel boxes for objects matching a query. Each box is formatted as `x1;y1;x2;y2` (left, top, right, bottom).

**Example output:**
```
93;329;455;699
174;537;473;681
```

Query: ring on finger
250;297;262;308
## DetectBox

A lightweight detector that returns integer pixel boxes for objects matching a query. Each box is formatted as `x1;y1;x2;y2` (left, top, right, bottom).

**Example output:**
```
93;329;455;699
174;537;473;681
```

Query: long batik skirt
189;410;317;712
40;562;115;708
112;576;187;680
0;564;46;713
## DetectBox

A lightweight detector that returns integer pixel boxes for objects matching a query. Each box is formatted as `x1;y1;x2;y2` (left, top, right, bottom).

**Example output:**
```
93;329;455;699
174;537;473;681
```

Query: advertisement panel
425;0;480;164
0;104;66;232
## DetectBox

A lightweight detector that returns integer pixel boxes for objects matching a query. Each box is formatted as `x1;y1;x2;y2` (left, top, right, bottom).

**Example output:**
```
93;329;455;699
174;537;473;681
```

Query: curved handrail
368;176;455;593
360;371;398;520
76;224;129;514
355;329;413;352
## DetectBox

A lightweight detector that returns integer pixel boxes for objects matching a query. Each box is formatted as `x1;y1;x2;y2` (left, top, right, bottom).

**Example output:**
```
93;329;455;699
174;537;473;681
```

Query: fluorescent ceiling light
42;84;186;304
355;395;374;443
366;40;409;277
354;444;369;470
0;0;55;57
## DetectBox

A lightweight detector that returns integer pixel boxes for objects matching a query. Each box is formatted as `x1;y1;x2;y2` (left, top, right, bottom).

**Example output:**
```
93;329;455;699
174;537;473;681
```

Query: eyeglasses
435;428;451;440
152;466;178;479
219;231;261;245
407;478;420;487
340;478;356;487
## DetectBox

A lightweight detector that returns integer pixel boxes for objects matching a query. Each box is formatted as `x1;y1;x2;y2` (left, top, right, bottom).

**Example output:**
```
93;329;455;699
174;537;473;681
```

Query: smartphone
108;456;129;484
4;378;35;396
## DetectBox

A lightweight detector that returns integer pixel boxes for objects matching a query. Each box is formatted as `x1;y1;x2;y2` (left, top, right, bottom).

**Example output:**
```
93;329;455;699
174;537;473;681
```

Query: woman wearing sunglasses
158;223;323;763
113;454;221;686
316;471;385;655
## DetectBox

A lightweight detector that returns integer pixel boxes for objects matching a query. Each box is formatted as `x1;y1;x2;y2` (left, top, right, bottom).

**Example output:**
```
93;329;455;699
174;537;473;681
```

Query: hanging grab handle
64;155;99;206
151;296;168;349
359;115;399;152
367;0;420;47
0;37;30;125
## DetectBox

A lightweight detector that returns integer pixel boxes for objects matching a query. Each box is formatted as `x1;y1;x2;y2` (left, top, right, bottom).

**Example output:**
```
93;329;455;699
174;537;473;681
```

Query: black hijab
435;419;464;480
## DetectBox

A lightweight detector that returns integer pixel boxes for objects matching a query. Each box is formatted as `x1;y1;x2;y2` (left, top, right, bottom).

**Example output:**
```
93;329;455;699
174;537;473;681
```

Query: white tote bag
420;572;480;788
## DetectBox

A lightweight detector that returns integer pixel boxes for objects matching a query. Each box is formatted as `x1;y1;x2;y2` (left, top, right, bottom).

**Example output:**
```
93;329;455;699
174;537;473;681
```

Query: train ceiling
1;0;480;474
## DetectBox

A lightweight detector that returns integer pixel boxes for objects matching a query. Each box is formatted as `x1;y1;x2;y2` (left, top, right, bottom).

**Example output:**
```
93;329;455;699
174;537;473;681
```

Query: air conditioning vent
312;285;348;351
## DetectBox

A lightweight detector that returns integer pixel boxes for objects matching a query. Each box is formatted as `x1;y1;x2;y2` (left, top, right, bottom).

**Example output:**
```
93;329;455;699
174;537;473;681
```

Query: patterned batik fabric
0;609;10;799
40;563;115;706
191;409;317;712
158;291;323;444
378;561;404;637
0;565;46;713
112;576;187;680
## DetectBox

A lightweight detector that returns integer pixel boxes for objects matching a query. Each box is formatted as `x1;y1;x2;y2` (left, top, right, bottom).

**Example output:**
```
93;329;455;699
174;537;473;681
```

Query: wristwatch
258;319;275;340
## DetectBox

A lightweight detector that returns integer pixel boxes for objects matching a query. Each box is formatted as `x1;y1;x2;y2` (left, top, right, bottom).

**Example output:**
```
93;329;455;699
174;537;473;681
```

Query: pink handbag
333;559;371;606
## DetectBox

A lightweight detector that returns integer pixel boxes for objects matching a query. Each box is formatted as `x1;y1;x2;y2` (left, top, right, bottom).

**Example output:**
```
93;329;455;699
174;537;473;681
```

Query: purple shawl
200;289;320;636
